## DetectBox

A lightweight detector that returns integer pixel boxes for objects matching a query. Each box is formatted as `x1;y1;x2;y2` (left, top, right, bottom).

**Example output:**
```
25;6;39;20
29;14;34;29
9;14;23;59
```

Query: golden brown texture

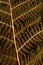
0;0;43;65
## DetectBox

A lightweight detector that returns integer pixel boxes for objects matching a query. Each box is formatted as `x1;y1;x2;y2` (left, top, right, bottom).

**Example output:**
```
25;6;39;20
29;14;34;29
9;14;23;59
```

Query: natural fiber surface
0;0;43;65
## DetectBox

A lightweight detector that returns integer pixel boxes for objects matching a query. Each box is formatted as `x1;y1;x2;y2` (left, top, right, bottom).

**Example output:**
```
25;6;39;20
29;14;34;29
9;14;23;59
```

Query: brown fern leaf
0;0;43;65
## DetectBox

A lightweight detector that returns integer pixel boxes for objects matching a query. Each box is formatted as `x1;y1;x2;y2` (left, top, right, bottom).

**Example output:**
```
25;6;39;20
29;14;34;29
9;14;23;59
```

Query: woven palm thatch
0;0;43;65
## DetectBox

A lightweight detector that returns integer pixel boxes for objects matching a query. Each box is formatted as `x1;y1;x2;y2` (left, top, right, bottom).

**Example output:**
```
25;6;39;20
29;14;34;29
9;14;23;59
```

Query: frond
0;0;43;65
